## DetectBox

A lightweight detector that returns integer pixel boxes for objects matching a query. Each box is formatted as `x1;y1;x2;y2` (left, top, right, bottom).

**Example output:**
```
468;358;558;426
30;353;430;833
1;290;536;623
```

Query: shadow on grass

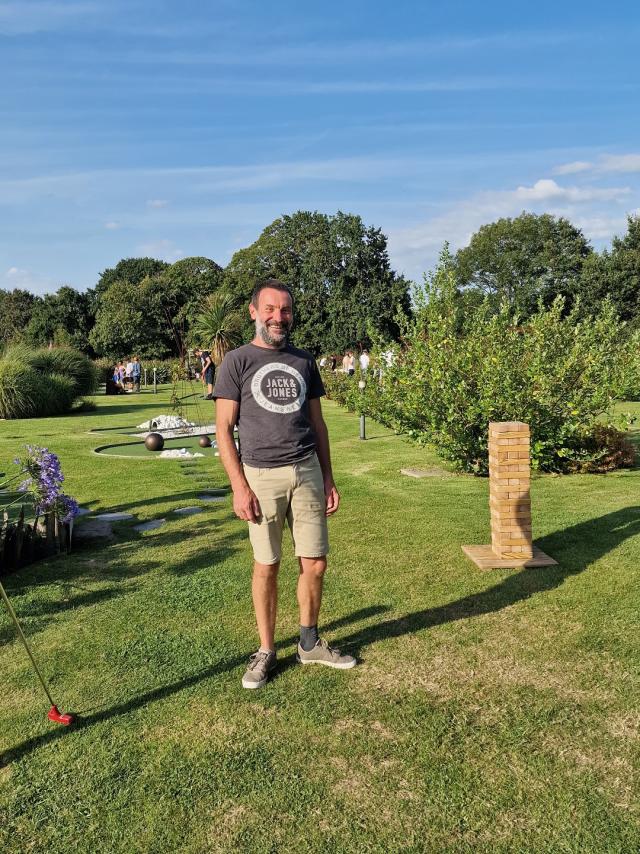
0;604;389;766
333;506;640;658
4;507;638;765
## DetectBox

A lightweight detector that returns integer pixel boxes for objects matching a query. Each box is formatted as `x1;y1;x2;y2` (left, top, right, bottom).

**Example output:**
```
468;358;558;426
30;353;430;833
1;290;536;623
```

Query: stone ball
145;432;164;452
198;435;212;448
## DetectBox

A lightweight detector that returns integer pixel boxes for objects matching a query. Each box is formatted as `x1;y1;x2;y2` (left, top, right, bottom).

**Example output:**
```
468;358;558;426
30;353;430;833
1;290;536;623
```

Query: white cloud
599;154;640;173
135;239;183;262
553;153;640;176
104;221;120;230
514;178;629;203
146;199;169;209
388;178;637;280
4;266;55;294
553;160;594;175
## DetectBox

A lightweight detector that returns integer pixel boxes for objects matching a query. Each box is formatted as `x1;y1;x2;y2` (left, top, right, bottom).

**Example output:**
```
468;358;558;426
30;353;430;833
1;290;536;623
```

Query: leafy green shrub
42;373;78;415
92;357;113;384
0;361;43;418
0;345;97;419
565;426;636;473
29;348;98;396
325;252;640;474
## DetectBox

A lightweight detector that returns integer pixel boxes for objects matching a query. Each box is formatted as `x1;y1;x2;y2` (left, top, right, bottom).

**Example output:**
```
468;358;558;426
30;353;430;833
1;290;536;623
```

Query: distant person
132;356;141;393
319;356;327;369
347;351;355;376
117;361;126;390
125;357;135;392
341;352;350;373
330;354;337;372
195;347;214;399
359;349;370;373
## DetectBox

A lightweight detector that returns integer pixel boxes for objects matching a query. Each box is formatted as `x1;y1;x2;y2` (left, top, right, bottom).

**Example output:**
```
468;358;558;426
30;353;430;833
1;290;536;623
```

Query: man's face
249;287;293;347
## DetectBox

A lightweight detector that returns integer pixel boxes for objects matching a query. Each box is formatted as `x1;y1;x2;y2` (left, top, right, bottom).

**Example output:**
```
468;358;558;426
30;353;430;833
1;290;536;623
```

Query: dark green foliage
95;257;170;293
0;360;44;419
577;215;640;323
224;211;412;355
89;257;225;360
0;289;38;346
324;250;640;474
28;347;98;397
455;212;592;315
0;345;97;418
23;286;95;353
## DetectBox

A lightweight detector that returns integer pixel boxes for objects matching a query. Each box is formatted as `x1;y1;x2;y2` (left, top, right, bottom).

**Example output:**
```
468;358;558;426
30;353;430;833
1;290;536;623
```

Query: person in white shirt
359;350;370;373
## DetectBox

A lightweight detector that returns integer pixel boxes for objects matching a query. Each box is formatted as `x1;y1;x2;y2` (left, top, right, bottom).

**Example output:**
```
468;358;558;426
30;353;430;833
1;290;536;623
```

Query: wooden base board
461;544;558;570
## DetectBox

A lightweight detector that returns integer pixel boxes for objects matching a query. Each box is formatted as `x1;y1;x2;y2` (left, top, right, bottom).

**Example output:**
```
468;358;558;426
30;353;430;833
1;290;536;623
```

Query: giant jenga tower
463;421;556;569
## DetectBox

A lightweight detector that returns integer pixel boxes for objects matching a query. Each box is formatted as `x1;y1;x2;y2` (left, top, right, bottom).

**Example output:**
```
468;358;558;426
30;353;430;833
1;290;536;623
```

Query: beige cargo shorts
242;453;329;564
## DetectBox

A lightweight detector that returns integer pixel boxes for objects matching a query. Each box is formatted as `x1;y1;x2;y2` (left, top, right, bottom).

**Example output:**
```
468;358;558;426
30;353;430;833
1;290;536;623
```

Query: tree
24;286;94;353
151;257;224;358
224;211;411;355
88;257;170;322
190;292;244;365
89;279;170;360
578;215;640;323
0;289;39;346
454;213;592;314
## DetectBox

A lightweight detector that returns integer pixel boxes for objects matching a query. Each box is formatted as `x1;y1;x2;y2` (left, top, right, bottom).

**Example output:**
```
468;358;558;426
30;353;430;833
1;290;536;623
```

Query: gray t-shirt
213;342;325;467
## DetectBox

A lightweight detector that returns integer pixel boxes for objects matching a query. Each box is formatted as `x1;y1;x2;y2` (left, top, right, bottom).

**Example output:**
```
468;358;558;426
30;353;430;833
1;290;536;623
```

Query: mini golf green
94;436;218;459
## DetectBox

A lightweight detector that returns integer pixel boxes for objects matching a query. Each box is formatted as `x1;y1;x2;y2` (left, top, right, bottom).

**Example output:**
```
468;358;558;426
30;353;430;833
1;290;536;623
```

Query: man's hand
324;478;340;516
233;485;261;523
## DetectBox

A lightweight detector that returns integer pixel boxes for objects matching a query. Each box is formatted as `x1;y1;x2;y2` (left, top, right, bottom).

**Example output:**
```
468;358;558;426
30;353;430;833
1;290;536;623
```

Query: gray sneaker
241;649;277;689
296;639;356;669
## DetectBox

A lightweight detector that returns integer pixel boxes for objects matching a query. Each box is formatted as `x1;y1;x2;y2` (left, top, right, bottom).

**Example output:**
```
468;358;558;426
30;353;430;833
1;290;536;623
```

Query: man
214;278;356;689
195;347;214;399
359;349;370;373
131;356;141;393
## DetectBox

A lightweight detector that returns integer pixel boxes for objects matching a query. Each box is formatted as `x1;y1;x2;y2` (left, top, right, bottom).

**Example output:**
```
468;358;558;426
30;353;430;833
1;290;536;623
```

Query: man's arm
308;397;340;516
215;398;261;523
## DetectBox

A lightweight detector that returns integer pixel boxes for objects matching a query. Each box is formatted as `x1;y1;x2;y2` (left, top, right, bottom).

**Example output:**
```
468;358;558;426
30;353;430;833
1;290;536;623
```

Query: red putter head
48;705;75;726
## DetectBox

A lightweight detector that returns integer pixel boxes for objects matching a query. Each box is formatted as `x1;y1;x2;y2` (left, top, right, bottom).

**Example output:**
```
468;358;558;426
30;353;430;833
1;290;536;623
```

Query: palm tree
191;292;245;365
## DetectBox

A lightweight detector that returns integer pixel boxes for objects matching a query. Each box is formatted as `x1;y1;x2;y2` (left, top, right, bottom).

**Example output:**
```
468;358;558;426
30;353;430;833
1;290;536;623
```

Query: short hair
251;278;293;309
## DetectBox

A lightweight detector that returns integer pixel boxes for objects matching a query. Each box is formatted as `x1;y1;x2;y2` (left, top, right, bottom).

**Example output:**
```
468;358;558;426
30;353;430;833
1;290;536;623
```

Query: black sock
300;624;319;651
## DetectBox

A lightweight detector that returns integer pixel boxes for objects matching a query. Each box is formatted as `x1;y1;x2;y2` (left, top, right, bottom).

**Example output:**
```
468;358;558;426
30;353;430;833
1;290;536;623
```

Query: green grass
1;388;639;853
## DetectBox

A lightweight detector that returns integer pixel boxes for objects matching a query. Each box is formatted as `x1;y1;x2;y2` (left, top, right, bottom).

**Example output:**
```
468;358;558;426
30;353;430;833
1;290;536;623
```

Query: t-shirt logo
251;362;306;414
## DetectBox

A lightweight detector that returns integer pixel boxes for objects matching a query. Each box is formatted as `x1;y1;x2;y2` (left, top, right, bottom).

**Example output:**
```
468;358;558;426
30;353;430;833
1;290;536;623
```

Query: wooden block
462;544;557;569
489;422;529;433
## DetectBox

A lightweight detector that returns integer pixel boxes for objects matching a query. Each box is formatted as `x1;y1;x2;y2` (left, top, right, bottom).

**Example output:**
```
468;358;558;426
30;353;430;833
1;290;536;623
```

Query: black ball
145;432;164;452
198;435;212;448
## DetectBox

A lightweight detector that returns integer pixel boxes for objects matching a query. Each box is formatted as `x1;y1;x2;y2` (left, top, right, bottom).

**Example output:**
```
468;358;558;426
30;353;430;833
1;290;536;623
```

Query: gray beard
256;317;290;347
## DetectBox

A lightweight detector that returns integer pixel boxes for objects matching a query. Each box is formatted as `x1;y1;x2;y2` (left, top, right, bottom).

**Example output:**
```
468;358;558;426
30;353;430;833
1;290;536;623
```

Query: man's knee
299;556;327;579
253;561;280;579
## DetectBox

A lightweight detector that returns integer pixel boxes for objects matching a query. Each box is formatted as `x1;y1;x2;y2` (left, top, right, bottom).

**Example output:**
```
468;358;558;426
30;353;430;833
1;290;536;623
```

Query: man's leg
297;555;326;635
252;560;280;651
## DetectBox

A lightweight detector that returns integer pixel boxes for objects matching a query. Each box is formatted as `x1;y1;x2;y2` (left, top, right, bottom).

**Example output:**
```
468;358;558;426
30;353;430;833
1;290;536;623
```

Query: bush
29;348;98;396
324;253;640;474
0;345;97;419
0;361;44;418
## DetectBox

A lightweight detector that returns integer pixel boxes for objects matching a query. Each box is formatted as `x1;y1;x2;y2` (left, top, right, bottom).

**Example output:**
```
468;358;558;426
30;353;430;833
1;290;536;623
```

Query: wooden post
462;421;557;569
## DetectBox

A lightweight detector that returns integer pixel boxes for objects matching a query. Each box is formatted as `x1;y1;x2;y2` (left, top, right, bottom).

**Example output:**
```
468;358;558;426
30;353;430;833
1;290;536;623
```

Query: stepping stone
134;519;166;532
75;519;115;540
198;494;226;502
173;506;203;516
94;512;135;521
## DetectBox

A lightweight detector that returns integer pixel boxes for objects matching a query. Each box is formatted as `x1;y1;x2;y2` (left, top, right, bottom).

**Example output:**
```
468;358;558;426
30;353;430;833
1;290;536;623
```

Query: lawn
1;388;639;853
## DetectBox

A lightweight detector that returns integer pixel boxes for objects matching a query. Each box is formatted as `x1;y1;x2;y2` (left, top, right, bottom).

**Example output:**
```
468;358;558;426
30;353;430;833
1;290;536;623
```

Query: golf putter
0;580;75;726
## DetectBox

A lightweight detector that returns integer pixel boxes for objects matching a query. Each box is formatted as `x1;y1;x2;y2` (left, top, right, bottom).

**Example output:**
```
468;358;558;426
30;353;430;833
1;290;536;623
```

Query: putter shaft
0;579;55;707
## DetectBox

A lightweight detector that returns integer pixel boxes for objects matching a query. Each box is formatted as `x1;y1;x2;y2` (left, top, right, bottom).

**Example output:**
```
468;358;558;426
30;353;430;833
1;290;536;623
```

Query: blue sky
1;0;639;294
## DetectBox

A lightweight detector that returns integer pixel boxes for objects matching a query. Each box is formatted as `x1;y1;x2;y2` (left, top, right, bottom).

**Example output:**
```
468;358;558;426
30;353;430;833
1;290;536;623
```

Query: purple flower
14;445;77;523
